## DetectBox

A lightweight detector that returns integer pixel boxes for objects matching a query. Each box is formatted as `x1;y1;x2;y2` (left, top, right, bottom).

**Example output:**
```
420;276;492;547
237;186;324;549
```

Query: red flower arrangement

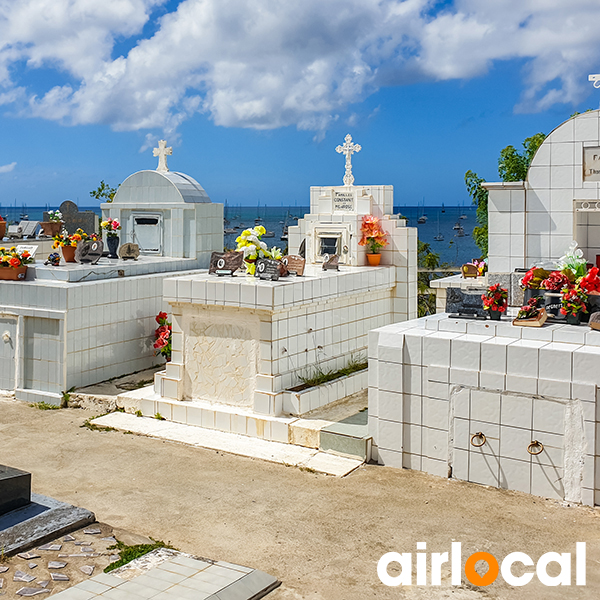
540;271;571;291
517;296;544;320
578;267;600;294
154;311;172;360
482;283;508;312
560;286;588;317
520;267;551;290
358;215;388;254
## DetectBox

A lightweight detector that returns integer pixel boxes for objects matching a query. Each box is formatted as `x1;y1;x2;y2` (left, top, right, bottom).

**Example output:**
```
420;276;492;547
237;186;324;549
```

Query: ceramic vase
107;235;119;259
61;245;76;263
366;253;381;266
0;266;27;280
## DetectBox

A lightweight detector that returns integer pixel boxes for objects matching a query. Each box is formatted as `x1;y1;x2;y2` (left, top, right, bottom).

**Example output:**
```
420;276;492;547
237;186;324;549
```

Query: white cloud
0;162;16;173
1;0;600;134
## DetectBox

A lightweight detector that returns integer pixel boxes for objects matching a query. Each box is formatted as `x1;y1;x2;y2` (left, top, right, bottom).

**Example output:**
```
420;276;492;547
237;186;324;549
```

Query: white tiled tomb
369;313;600;506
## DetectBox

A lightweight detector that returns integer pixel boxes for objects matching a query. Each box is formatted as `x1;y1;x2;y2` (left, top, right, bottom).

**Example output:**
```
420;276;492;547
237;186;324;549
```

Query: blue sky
0;0;599;209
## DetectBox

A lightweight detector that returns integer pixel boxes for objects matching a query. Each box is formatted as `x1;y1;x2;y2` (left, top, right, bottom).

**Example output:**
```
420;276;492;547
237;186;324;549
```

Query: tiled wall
370;313;600;506
486;110;600;272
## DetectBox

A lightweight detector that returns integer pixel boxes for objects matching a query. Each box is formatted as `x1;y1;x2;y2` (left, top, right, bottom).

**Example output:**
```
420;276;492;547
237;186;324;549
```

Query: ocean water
3;204;480;268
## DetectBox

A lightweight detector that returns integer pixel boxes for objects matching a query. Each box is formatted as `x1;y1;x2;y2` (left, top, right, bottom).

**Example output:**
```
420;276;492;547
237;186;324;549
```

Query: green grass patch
81;417;116;432
298;354;367;388
31;401;60;410
154;413;166;421
104;539;176;572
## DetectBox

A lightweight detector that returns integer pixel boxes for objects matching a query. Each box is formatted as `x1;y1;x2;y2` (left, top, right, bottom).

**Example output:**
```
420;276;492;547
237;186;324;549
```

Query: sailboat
441;203;445;213
434;213;444;241
417;197;427;224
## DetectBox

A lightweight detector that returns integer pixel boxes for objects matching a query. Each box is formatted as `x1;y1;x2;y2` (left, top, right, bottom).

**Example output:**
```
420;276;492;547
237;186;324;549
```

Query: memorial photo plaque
209;251;244;276
282;255;305;276
75;239;104;264
255;258;281;281
322;254;339;271
118;243;140;260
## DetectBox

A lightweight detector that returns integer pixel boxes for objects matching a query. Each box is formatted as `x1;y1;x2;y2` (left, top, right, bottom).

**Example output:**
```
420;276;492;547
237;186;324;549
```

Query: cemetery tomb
0;142;223;404
371;111;600;506
145;135;418;444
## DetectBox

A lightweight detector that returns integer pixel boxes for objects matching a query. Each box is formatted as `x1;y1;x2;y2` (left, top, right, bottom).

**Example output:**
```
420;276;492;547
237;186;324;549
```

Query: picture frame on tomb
209;251;244;276
118;243;140;261
322;254;339;271
75;239;104;264
255;258;281;281
282;255;305;276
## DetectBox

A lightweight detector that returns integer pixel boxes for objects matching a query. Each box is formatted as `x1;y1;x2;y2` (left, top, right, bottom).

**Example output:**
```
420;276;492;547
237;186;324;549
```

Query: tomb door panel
0;317;17;391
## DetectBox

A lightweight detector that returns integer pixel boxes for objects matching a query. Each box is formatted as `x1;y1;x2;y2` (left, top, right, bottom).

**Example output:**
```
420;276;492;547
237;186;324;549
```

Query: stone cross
153;140;172;172
336;134;361;186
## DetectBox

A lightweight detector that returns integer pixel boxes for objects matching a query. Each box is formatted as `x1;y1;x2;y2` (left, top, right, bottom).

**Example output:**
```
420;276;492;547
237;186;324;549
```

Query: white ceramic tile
469;450;500;487
499;457;530;493
378;418;403;452
501;394;533;429
470;390;501;424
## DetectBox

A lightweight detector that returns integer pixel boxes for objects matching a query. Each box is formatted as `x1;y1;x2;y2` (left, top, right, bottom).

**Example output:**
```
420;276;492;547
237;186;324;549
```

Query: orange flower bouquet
0;246;34;268
358;215;388;254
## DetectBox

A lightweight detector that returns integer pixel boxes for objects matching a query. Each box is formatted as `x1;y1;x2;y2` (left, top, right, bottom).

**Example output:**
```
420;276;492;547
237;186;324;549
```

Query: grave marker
209;251;243;276
118;243;140;260
255;258;281;281
322;254;339;271
45;201;96;235
282;255;305;276
75;239;103;264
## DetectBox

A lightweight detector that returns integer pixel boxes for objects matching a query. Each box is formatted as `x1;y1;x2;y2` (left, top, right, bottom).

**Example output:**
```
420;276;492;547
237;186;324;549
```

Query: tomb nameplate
75;239;104;264
16;245;38;258
46;201;97;235
20;221;39;239
282;255;305;276
333;190;354;212
118;243;140;261
322;254;339;271
0;464;31;516
446;287;486;318
209;251;243;276
255;258;280;281
584;147;600;182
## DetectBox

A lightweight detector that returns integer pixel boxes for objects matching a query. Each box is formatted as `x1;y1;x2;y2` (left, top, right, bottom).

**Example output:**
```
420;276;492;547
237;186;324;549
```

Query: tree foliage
90;180;119;202
466;132;546;258
417;240;453;317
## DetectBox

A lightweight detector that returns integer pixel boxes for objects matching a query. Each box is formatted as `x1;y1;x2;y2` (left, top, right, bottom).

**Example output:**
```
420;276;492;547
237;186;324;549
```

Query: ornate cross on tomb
153;140;173;172
336;133;361;186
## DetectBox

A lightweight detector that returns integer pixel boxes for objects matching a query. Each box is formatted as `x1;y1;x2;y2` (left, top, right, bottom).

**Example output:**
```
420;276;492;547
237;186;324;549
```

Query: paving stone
81;547;94;553
50;573;69;581
101;537;117;543
14;570;36;583
17;553;40;560
74;542;91;546
38;543;62;551
80;566;94;576
0;577;3;588
0;567;8;573
63;535;76;542
28;563;37;569
48;561;67;569
38;581;50;588
15;587;50;596
83;528;101;535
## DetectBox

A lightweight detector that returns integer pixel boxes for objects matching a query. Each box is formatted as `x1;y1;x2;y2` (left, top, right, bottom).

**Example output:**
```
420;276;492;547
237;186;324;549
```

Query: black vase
523;288;544;305
107;235;119;259
542;291;562;318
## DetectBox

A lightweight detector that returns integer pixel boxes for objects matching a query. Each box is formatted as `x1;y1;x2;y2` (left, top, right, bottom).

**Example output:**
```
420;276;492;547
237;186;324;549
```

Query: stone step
318;410;371;460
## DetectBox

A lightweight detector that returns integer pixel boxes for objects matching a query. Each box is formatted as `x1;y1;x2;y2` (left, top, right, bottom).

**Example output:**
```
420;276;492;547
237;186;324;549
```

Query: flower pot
488;308;502;320
0;221;5;240
61;245;76;263
244;257;256;275
106;235;120;259
0;266;27;280
366;253;381;266
542;291;562;318
39;221;63;237
566;313;581;326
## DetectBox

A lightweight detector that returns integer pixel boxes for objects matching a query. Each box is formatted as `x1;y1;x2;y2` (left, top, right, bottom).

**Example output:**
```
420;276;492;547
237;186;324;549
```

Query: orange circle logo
465;552;499;586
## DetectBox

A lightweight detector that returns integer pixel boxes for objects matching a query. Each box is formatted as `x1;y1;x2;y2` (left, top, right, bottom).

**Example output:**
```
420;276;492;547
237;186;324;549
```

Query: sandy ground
1;398;599;599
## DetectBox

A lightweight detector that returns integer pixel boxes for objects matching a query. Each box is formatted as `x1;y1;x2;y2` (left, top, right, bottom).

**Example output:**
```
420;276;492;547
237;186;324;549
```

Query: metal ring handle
527;440;544;455
470;432;486;447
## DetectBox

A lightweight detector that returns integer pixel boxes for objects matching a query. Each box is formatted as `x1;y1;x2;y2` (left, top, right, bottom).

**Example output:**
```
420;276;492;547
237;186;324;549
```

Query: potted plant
52;228;93;263
578;266;600;318
513;296;548;327
235;226;282;275
520;267;550;303
0;246;34;280
358;215;388;266
482;283;507;320
0;215;6;240
40;210;64;237
100;218;122;258
153;311;172;361
560;285;588;325
558;241;588;279
540;270;572;317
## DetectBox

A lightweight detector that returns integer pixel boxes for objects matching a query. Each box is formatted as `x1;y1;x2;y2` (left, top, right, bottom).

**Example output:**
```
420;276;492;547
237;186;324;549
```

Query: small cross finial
336;134;361;186
153;140;173;172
